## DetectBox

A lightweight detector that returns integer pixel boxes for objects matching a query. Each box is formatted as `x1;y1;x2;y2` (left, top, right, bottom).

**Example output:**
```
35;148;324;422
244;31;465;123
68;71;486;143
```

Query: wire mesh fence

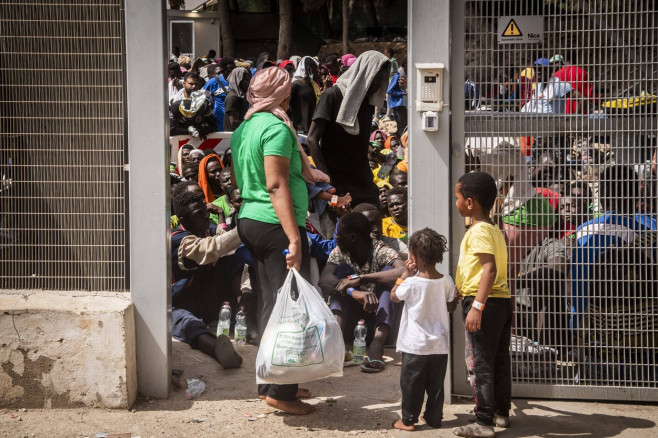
0;0;128;291
461;1;657;396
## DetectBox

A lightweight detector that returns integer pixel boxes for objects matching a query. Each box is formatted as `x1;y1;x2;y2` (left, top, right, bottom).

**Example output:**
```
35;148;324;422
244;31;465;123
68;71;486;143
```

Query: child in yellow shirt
453;171;512;438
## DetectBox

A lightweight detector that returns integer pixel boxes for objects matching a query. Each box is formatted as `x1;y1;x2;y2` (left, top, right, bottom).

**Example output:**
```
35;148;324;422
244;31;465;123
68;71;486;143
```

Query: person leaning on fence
453;171;512;438
570;164;656;328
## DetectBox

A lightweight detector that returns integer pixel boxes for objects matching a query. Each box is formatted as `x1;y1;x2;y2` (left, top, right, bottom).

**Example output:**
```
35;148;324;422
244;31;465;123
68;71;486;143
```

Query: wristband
395;277;405;286
472;300;485;311
218;223;229;230
330;195;339;207
347;287;355;296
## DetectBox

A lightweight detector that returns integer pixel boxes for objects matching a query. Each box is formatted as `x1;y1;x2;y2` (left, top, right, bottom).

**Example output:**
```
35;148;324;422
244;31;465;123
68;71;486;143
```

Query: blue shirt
203;74;229;131
570;212;656;328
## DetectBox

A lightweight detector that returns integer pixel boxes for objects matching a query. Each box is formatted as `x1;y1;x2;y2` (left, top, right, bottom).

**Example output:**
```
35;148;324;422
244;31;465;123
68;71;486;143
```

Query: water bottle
217;303;231;337
234;307;247;344
353;319;367;361
185;379;206;400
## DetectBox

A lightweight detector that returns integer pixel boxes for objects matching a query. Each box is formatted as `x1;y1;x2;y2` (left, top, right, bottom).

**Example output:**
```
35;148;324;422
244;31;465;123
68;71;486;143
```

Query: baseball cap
549;54;565;65
533;58;550;66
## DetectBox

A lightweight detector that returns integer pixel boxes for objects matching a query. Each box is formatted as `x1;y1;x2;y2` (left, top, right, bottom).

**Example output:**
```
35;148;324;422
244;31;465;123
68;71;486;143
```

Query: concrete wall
0;291;137;408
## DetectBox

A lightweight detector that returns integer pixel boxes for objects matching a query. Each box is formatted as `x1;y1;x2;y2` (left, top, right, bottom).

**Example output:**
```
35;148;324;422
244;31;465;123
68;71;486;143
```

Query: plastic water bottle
234;307;247;344
185;379;206;399
353;319;367;361
217;303;231;337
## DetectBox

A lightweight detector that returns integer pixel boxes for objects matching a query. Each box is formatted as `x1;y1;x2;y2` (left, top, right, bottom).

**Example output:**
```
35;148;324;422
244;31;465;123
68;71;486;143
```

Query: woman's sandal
360;356;386;373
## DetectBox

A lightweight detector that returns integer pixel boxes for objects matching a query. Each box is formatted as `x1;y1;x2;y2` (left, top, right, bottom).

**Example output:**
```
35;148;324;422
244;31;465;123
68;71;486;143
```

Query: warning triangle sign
502;19;522;37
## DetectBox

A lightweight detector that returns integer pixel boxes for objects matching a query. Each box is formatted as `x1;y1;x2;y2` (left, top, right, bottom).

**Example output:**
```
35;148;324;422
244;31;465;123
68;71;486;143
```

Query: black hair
168;62;181;72
207;49;216;59
351;203;379;214
225;184;238;198
408;228;448;265
598;165;639;214
385;47;395;57
182;162;199;178
220;57;235;72
337;212;371;241
183;72;200;82
172;181;204;217
324;54;338;65
389;168;407;179
387;186;407;200
457;171;498;213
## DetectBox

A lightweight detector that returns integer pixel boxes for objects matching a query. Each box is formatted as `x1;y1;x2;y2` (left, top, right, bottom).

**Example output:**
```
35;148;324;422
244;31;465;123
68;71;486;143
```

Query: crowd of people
165;47;657;436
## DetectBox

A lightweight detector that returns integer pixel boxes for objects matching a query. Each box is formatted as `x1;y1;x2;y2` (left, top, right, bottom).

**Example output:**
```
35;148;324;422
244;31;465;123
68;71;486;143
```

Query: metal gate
459;1;657;400
0;0;128;291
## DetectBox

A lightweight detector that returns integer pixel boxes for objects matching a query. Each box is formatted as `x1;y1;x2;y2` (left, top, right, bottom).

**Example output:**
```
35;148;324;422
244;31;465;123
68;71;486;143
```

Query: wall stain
1;347;84;408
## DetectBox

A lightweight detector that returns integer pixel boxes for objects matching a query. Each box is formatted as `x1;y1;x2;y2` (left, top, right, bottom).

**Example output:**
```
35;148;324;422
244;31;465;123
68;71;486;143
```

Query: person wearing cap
550;54;595;114
520;57;577;114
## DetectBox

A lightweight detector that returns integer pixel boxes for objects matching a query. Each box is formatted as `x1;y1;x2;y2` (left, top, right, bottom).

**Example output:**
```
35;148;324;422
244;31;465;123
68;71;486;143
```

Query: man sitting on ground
318;212;405;372
170;181;243;368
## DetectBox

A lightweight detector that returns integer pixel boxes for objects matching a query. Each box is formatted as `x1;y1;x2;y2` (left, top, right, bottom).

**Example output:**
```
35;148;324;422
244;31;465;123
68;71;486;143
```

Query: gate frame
446;1;658;402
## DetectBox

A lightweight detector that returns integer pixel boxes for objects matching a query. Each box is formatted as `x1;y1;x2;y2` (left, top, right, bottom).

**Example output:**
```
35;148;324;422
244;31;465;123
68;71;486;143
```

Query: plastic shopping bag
256;268;344;385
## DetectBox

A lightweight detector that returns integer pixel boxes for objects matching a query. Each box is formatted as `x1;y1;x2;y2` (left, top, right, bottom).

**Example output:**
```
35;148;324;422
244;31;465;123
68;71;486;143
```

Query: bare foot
259;388;312;400
265;396;316;415
296;388;312;398
392;419;415;431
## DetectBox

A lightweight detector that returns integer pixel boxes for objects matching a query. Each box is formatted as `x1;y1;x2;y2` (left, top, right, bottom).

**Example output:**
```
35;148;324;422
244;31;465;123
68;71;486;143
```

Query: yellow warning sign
498;16;543;44
502;19;522;37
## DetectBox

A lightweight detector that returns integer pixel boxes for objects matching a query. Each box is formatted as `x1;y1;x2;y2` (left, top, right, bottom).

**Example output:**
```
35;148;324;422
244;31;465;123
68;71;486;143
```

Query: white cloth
479;143;535;217
334;50;390;135
169;87;186;104
293;56;318;80
395;275;457;355
520;77;573;114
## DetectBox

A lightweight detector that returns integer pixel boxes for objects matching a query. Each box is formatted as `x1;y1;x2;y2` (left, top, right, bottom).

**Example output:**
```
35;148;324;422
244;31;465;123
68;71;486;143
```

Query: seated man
318;213;405;372
571;165;655;328
171;181;243;368
382;187;408;243
352;202;408;260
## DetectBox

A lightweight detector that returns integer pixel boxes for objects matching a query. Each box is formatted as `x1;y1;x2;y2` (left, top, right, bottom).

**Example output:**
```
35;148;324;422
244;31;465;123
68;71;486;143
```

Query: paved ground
1;341;657;438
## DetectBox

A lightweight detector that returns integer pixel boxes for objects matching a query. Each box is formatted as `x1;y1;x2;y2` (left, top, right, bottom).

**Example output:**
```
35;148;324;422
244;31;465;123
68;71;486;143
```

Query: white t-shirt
520;77;573;114
395;275;457;355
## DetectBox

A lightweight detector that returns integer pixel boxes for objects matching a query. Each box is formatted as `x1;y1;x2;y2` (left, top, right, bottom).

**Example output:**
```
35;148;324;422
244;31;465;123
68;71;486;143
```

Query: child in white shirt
391;227;460;431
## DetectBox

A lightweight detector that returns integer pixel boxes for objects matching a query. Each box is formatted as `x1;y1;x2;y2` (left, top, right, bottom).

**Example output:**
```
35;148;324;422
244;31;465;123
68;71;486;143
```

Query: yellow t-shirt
382;216;408;242
455;222;510;298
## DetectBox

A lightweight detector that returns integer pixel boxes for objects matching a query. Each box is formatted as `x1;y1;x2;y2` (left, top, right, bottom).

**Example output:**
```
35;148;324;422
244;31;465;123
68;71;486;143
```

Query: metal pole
408;0;453;402
125;0;171;398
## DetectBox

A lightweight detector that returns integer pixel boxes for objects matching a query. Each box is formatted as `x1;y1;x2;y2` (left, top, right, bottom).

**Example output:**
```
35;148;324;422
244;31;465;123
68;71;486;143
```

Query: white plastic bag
256;268;344;384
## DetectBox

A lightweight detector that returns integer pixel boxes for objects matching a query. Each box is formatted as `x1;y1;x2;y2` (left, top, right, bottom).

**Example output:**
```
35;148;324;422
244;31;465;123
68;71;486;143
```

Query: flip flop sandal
360;356;386;373
214;335;241;369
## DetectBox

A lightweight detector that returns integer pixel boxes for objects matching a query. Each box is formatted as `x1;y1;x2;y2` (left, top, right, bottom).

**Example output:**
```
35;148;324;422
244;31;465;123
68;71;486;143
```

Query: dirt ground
1;340;657;438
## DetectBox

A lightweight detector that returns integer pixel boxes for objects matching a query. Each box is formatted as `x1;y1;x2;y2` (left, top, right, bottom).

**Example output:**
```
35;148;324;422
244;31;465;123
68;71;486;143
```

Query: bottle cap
358;319;365;325
222;304;230;308
283;249;290;255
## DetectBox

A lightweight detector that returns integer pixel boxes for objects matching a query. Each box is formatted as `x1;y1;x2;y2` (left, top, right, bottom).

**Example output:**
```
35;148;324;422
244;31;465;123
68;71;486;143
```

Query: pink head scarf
341;54;356;66
245;67;329;184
